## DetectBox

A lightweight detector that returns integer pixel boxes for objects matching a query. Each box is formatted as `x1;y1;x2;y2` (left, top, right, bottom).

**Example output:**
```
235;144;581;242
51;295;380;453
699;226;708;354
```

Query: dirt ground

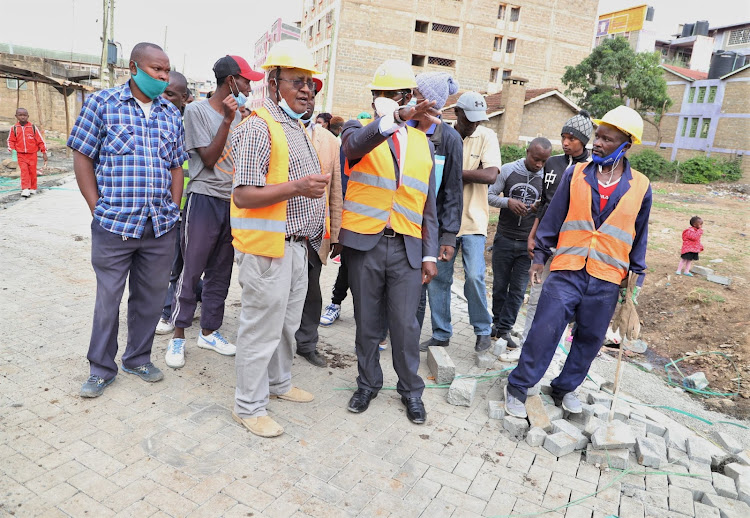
483;181;750;420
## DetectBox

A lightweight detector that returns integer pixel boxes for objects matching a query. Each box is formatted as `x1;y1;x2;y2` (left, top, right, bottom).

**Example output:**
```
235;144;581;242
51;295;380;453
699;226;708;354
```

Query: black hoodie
536;149;589;222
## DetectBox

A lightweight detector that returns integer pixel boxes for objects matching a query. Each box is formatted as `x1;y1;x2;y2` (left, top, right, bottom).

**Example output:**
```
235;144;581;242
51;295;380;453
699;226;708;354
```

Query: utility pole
108;0;115;87
99;0;109;88
163;26;168;52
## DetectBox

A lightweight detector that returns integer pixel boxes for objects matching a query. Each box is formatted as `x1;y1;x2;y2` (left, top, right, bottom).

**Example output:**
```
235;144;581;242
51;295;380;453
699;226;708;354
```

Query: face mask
406;97;417;108
300;113;314;125
229;77;248;109
373;96;399;118
132;63;168;100
591;141;628;166
278;98;306;120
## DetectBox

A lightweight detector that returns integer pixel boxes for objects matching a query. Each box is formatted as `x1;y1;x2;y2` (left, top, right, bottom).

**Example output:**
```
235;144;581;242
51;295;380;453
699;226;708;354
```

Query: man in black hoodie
489;137;551;348
520;111;593;346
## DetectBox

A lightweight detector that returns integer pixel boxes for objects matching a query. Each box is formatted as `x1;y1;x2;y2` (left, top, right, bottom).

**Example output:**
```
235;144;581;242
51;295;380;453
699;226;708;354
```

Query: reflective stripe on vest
550;162;650;284
341;126;432;238
230;107;289;258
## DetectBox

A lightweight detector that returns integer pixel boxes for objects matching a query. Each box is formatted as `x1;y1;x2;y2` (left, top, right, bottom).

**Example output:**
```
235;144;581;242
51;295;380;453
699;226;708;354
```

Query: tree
561;37;672;147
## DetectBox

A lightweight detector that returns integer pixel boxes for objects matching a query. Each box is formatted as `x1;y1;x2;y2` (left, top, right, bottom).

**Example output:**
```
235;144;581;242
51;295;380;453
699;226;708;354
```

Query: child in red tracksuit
7;107;48;197
676;216;704;276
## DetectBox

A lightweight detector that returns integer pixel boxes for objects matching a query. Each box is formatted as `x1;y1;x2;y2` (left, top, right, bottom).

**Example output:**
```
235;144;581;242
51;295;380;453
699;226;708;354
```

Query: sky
1;0;747;81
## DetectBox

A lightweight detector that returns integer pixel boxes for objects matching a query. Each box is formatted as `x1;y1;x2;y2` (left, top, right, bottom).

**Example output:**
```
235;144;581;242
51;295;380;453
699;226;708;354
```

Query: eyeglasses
277;78;316;91
372;90;407;101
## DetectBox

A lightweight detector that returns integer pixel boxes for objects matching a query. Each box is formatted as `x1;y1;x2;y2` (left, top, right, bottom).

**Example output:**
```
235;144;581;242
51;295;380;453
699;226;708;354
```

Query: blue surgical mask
132;63;169;100
591;141;628;166
279;98;306;120
229;77;248;109
407;97;417;107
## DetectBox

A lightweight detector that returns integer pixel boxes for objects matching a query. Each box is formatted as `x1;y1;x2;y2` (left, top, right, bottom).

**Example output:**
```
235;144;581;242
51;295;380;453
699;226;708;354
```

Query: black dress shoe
474;335;491;352
401;396;427;424
347;388;377;413
500;332;520;349
299;350;327;368
419;337;450;352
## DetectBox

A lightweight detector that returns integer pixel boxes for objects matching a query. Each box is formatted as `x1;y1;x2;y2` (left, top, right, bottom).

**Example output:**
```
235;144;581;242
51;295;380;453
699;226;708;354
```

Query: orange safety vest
230;107;329;258
550;162;650;285
342;127;432;238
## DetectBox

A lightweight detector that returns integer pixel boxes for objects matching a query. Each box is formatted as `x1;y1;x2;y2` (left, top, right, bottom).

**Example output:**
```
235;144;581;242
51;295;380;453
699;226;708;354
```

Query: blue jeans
427;235;492;341
491;234;531;333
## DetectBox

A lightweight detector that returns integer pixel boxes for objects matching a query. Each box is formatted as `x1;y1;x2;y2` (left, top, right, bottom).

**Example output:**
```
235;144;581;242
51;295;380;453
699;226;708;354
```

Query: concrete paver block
668;485;694;516
585;445;629;470
635;437;667;468
690;265;714;277
706;274;731;286
687;436;713;465
700;493;750;518
612;401;631;422
583;416;606;438
488;400;505;420
545;404;563;422
736;474;750;506
492;339;507;356
712;472;738;500
525;395;552;432
619;495;645;518
503;416;530;440
427;346;456;385
664;425;689;452
629;414;667;436
526;427;547;448
667;447;690;468
587;392;612;408
544;432;578;457
551;419;588;450
713;431;743;454
723;463;750;483
475;352;495;369
591;422;636;450
694;502;721;518
446;377;477;406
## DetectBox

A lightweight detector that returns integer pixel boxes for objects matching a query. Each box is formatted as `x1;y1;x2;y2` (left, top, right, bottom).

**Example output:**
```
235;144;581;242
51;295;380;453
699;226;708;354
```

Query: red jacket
681;227;703;254
7;123;46;154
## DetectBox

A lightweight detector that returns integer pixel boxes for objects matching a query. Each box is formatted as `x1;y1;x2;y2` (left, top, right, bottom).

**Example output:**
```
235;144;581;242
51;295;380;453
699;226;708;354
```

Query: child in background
7;108;47;197
676;216;703;276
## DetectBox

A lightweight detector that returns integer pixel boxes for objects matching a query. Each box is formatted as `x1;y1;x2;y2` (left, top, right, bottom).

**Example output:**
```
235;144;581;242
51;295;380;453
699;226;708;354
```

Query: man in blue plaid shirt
67;42;187;398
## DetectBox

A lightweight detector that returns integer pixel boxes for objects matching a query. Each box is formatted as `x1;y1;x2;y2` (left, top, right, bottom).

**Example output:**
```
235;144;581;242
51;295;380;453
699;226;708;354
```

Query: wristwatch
394;107;406;125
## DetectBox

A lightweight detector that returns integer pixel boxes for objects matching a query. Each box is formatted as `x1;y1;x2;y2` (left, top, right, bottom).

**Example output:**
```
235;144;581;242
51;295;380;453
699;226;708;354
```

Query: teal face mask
229;77;248;109
132;63;169;100
279;98;306;120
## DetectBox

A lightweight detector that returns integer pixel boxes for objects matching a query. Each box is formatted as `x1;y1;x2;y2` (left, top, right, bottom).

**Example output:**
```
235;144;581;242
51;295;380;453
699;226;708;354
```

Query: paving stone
551;419;588;450
712;472;738;499
586;392;612;408
700;493;750;518
546;404;564;422
706;274;731;286
629;420;648;440
591;422;636;450
723;463;750;482
668;466;716;501
712;432;742;455
567;405;592;426
493;337;507;356
475;352;495;369
544;432;578;458
428;347;456;385
611;401;631;422
694;501;721;518
526;427;547;448
636;437;667;468
586;372;607;390
591;404;610;420
668;447;691;468
446;377;477;407
619;495;645;518
526;395;553;432
668;485;694;516
504;416;530;440
690;265;714;277
737;474;750;506
488;400;505;420
687;436;714;465
585;445;629;469
734;451;750;466
664;425;689;452
583;417;606;439
629;414;667;436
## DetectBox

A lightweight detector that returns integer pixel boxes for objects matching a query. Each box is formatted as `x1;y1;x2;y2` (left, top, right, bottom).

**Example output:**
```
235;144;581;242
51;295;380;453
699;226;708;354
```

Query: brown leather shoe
270;386;314;403
232;412;284;438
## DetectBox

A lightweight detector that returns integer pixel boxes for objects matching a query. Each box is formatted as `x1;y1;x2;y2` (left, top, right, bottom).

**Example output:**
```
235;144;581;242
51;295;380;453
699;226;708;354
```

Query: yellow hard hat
592;105;643;145
262;40;319;75
367;60;417;91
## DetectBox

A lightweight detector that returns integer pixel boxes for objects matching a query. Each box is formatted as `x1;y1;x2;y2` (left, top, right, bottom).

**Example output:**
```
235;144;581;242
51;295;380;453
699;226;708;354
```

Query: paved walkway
1;178;748;518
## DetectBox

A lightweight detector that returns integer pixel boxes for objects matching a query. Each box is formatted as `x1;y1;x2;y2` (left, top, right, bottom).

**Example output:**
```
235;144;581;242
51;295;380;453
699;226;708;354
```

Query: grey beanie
561;110;593;145
415;72;459;110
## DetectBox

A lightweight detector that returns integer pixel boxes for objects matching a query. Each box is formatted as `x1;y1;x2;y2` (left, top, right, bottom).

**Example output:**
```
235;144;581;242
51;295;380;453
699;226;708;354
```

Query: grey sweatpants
234;241;308;418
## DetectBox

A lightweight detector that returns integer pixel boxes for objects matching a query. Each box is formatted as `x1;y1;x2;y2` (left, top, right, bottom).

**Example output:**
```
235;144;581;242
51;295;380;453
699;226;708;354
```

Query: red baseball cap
312;77;323;94
213;55;264;81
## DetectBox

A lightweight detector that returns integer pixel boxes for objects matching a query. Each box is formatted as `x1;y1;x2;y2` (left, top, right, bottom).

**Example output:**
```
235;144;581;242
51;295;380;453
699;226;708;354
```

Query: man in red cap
165;55;263;369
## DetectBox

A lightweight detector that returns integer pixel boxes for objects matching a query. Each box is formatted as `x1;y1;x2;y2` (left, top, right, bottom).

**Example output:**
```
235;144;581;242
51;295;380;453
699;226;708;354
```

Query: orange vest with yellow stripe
342;127;432;238
550;162;650;284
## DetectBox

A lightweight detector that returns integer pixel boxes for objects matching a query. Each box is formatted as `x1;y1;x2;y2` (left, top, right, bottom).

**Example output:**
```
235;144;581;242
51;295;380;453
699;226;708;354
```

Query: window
510;7;520;22
412;54;426;66
490;68;499;82
432;23;460;35
498;4;506;20
6;78;27;90
502;69;512;79
326;11;333;25
700;118;711;138
308;26;313;40
317;19;321;33
687;87;696;103
689;118;699;137
493;36;503;51
697;86;706;102
506;38;516;53
415;20;429;33
707;86;717;103
728;28;750;46
680;118;688;137
428;56;456;68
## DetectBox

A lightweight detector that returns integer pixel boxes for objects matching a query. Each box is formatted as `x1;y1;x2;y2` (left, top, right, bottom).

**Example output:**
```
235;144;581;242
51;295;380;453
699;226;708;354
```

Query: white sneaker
155;318;174;335
499;347;522;363
197;330;236;356
29;189;37;195
21;189;31;197
165;338;186;368
379;339;388;351
319;303;341;326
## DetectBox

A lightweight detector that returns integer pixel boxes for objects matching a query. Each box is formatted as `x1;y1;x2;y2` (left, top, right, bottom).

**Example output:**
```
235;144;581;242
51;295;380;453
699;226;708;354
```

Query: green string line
332;367;515;391
664;351;741;397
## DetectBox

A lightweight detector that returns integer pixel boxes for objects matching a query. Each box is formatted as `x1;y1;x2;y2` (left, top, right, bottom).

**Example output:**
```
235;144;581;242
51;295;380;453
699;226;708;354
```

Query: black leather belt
383;228;398;238
285;235;307;242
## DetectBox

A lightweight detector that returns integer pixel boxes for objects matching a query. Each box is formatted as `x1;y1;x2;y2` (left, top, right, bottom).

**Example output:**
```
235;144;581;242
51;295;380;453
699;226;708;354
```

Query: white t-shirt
135;98;153;119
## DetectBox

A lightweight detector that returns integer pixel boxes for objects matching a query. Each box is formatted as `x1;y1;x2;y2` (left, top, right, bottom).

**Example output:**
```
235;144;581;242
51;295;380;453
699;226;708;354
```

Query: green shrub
629;149;674;180
679;156;723;184
501;145;526;165
716;158;742;182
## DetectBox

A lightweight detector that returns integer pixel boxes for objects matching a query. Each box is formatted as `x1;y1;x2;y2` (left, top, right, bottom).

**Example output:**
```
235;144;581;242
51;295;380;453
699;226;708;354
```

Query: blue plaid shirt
67;82;187;238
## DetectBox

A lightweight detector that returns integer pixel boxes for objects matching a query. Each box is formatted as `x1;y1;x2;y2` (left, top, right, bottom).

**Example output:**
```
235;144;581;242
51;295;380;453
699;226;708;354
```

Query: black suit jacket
339;117;439;269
